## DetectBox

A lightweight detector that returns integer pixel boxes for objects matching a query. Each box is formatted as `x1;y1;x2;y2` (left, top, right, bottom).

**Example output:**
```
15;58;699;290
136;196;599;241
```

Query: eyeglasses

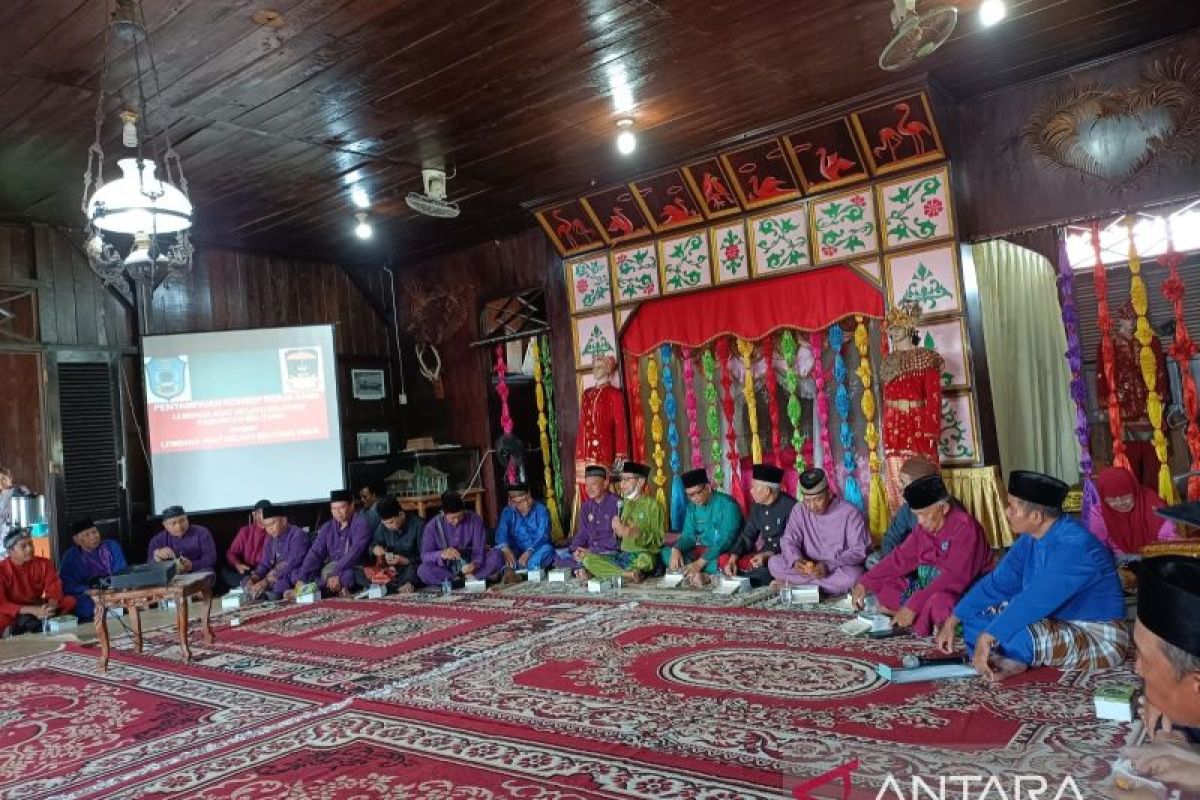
685;487;708;498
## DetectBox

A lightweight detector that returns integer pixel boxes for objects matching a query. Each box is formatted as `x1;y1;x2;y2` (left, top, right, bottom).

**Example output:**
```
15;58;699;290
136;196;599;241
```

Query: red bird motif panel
850;92;945;176
581;185;652;245
719;139;801;210
535;200;604;256
630;170;705;232
784;117;870;194
681;158;743;220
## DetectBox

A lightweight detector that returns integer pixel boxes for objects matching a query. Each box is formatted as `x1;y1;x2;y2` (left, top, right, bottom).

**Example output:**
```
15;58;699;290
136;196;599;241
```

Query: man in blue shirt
936;470;1127;682
495;483;554;579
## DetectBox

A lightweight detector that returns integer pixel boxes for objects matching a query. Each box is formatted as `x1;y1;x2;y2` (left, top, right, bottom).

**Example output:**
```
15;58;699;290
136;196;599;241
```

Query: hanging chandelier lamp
81;0;193;302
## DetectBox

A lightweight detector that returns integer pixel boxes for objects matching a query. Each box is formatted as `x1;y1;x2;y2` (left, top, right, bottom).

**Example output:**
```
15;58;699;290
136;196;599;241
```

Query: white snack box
464;579;487;593
547;569;569;583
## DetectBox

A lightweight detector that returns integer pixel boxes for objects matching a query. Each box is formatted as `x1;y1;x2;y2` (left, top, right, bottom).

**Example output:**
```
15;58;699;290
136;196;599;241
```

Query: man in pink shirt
220;499;270;591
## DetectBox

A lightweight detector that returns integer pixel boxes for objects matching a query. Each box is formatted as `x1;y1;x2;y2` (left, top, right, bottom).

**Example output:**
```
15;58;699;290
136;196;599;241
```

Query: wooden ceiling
0;0;1197;267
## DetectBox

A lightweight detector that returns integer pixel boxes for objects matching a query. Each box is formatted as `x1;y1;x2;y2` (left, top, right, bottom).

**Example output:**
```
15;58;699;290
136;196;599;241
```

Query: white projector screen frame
141;324;345;514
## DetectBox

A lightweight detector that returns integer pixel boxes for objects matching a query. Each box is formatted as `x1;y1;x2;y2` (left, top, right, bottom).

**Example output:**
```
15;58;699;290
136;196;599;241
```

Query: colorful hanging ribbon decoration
717;337;747;512
1126;216;1177;503
779;331;807;473
1056;235;1099;525
1160;221;1200;501
539;337;566;515
811;330;835;480
737;337;763;464
530;338;563;541
829;325;863;510
682;347;704;470
854;316;887;537
647;353;667;509
1091;223;1129;470
702;348;724;484
494;345;517;484
626;357;646;463
762;334;782;465
661;344;686;530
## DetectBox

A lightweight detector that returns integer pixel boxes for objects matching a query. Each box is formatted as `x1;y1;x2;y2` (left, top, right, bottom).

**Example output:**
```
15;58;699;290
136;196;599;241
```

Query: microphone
901;654;966;669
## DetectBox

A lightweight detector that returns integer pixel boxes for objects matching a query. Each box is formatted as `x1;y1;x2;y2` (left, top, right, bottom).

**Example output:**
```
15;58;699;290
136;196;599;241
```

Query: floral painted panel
566;254;612;312
609;244;661;304
939;392;978;465
749;203;810;276
711;221;750;284
878;167;954;249
659;232;713;295
885;244;961;317
573;312;619;369
921;318;970;389
811;188;879;265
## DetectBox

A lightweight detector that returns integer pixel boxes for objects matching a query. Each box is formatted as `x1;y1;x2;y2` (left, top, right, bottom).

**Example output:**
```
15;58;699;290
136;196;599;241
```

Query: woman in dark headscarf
1088;466;1176;555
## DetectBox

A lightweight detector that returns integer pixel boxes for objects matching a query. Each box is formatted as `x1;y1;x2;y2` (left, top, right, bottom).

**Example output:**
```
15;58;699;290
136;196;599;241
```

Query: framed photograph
350;368;386;400
356;430;391;458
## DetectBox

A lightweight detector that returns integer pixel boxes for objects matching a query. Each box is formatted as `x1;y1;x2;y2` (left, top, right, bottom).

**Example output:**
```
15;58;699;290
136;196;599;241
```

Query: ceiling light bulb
979;0;1006;27
350;186;370;209
615;119;636;156
120;110;139;148
354;212;372;240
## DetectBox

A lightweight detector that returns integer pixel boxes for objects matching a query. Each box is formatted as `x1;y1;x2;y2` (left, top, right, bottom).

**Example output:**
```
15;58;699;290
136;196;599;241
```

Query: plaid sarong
1028;618;1129;670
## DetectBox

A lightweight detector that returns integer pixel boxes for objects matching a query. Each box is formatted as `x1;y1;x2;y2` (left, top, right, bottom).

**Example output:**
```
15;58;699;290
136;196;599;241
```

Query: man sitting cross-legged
767;468;870;596
579;461;663;584
59;517;127;622
0;528;75;636
496;482;555;581
852;474;991;636
936;470;1127;682
298;490;372;597
359;498;423;594
664;467;742;588
555;465;619;577
244;505;310;602
721;463;797;588
416;492;504;588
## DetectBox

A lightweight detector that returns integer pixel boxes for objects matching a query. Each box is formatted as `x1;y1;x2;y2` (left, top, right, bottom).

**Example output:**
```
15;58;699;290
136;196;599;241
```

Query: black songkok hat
254;499;272;512
329;489;353;503
681;468;709;489
1156;501;1200;529
2;527;31;549
441;492;465;513
621;461;651;478
1137;555;1200;659
798;468;829;496
260;504;287;520
506;482;530;495
904;474;950;511
1007;470;1068;509
71;516;96;536
376;498;402;520
160;505;186;520
752;464;785;484
584;464;609;479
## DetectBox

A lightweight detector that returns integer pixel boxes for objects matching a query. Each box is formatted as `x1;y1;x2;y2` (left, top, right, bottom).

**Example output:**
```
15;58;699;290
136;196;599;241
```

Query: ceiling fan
879;0;958;72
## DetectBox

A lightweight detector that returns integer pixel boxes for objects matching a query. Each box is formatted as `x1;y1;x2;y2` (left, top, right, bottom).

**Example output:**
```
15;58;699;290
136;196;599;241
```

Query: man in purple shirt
147;506;217;576
417;492;503;587
556;465;619;576
244;505;310;601
768;468;870;596
299;490;371;597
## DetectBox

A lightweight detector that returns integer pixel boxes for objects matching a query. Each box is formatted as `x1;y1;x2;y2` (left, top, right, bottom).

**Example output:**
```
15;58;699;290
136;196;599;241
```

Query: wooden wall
953;31;1200;242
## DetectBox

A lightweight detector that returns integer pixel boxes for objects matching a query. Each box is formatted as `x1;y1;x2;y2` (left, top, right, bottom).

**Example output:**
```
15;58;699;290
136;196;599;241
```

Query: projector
106;561;176;590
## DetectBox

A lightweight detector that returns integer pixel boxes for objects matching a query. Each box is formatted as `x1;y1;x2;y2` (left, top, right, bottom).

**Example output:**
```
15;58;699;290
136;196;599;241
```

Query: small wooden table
88;572;215;671
399;488;484;518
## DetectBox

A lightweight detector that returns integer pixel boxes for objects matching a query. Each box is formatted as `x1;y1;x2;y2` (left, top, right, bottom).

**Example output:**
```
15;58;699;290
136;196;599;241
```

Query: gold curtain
943;465;1013;548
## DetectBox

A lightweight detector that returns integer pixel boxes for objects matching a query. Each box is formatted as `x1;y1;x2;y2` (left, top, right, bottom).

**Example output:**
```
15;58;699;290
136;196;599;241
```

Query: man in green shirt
665;468;743;587
581;461;663;583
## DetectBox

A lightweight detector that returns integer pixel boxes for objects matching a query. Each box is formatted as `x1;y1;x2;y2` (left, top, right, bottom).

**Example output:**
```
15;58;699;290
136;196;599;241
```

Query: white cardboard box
715;578;742;595
787;586;820;605
220;595;242;612
465;579;487;593
1094;686;1137;722
659;573;684;589
296;591;319;605
366;584;388;599
526;569;545;582
547;569;569;583
587;578;611;593
47;615;78;633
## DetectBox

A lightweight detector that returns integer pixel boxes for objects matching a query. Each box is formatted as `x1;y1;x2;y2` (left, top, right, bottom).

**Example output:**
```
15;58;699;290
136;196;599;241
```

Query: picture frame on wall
350;368;386;400
356;430;391;458
883;243;963;319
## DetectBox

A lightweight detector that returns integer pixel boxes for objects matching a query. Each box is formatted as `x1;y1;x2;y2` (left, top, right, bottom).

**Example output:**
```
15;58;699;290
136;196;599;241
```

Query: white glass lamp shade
87;158;193;234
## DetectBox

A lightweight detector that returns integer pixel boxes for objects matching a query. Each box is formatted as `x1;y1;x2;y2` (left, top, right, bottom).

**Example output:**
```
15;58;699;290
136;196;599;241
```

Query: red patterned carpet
0;595;1137;798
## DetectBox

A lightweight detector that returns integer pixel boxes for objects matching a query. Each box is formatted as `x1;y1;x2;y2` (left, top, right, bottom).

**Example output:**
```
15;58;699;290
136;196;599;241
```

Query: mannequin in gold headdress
880;303;945;512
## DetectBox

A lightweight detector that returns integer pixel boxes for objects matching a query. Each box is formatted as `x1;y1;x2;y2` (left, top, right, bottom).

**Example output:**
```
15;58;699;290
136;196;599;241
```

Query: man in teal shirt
665;468;743;587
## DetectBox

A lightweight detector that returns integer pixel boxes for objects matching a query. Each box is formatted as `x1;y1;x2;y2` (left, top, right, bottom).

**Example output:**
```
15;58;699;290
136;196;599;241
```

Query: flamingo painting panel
631;170;705;232
582;185;652;245
720;139;800;210
682;158;742;219
783;117;869;193
850;92;946;176
536;200;604;256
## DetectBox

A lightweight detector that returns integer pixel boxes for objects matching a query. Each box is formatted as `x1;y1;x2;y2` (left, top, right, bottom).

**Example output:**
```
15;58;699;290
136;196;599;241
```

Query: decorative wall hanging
583;185;652;245
761;334;782;466
1055;235;1099;523
536;200;604;257
538;336;566;527
610;243;661;304
811;330;836;480
721;140;801;210
920;318;971;390
646;353;667;507
1159;228;1200;500
716;338;744;509
812;188;880;265
779;331;807;474
784;117;870;194
855;316;888;537
493;345;518;484
626;357;646;462
682;347;705;470
877;166;954;249
1091;223;1129;470
829;324;863;509
683;157;743;220
658;231;714;295
631;170;705;233
1021;59;1200;188
399;276;470;399
737;338;763;464
661;344;686;529
572;312;619;368
710;220;751;284
565;254;613;313
530;338;564;541
749;203;810;277
884;244;962;318
702;348;724;484
938;392;979;465
851;91;945;176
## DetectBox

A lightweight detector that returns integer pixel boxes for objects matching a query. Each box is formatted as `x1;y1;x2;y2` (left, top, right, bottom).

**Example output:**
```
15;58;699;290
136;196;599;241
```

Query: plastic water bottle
780;581;792;606
441;579;452;597
863;593;879;615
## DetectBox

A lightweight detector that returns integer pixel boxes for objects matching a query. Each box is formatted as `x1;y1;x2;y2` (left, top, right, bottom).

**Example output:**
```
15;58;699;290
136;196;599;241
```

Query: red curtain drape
619;266;883;356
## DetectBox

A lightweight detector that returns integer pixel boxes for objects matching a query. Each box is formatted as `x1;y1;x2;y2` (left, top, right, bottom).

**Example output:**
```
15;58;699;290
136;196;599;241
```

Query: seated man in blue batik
496;483;555;581
59;517;127;622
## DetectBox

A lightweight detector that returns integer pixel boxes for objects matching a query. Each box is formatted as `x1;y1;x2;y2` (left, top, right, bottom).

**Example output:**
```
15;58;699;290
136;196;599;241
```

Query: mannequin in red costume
880;304;944;513
574;355;629;479
1095;301;1170;490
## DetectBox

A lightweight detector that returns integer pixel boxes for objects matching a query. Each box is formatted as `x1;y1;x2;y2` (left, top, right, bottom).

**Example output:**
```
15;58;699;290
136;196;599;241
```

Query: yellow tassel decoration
647;354;667;509
854;316;888;539
530;339;564;543
737;338;762;464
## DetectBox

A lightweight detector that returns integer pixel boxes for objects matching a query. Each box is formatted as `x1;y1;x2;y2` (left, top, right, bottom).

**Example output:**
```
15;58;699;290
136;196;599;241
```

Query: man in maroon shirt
0;528;75;635
220;499;270;591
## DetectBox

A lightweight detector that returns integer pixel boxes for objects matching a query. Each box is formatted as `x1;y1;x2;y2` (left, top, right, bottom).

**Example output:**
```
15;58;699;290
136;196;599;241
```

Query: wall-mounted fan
879;0;958;72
